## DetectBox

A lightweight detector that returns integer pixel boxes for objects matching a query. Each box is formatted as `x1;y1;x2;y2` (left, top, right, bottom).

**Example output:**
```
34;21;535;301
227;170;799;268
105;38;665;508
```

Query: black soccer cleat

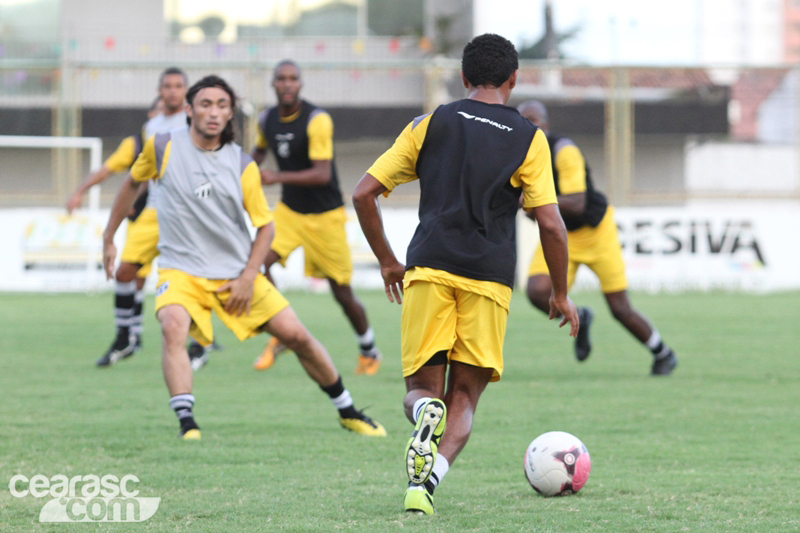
651;350;678;376
188;341;209;372
96;332;138;367
574;307;594;362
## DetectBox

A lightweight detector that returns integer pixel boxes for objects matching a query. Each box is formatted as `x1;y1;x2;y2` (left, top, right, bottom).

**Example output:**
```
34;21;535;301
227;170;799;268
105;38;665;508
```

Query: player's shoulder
548;133;579;155
307;101;332;122
239;149;256;173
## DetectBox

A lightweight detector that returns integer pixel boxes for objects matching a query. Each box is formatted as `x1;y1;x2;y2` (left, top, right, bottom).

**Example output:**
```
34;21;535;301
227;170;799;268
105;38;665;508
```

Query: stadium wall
0;205;796;294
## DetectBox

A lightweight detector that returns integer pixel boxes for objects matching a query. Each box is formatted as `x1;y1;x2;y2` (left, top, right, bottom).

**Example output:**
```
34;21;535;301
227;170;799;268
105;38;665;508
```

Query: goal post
0;135;104;291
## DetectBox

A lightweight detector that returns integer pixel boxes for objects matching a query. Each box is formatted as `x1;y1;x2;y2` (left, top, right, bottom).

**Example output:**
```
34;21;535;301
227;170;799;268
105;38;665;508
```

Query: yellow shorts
120;207;159;278
401;279;508;382
271;202;352;285
154;268;290;346
528;206;627;293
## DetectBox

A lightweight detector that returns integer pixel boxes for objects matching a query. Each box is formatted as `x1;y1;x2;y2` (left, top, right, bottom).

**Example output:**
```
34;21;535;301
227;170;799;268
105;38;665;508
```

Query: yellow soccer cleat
405;399;446;484
181;429;201;440
339;410;387;437
354;352;382;375
404;485;435;515
253;337;287;371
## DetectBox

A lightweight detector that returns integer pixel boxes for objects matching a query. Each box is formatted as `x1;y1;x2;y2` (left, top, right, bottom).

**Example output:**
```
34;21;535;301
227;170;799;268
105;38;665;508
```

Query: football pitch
1;289;798;532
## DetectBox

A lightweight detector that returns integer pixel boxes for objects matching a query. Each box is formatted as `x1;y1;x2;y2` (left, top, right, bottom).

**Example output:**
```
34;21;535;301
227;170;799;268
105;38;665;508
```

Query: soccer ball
524;431;591;496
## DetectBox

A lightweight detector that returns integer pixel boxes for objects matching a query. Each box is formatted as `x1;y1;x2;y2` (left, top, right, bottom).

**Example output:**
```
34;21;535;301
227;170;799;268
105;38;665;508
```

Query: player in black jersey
519;100;678;375
354;35;579;515
251;60;382;375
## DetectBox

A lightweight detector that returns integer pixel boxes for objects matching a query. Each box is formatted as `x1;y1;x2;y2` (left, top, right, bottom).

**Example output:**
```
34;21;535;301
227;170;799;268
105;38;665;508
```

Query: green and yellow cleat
404;485;435;515
181;428;201;440
339;410;387;437
405;399;446;484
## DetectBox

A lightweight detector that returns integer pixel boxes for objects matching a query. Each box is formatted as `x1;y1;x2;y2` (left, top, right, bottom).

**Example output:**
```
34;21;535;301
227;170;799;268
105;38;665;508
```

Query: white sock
331;390;353;410
412;397;431;423
646;330;662;350
356;327;375;347
429;454;449;487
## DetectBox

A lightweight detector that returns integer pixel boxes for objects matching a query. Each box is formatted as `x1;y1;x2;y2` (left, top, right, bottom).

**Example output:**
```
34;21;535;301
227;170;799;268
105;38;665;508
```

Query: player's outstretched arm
102;174;142;280
353;173;405;304
535;203;579;337
66;165;113;214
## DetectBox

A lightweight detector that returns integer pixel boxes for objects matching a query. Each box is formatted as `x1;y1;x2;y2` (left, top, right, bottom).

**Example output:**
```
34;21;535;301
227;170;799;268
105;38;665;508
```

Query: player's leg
157;304;200;439
259;306;386;436
526;244;591;361
399;281;459;514
154;269;216;439
96;260;143;367
587;211;677;375
328;279;382;375
603;290;677;375
403;360;448;515
254;204;302;370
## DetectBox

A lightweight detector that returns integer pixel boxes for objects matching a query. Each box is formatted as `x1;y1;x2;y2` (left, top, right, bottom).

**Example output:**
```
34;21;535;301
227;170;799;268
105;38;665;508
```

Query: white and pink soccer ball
524;431;591;496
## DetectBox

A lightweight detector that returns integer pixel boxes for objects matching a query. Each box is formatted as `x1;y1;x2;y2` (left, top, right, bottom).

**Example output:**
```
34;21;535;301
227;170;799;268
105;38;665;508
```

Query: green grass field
1;289;799;532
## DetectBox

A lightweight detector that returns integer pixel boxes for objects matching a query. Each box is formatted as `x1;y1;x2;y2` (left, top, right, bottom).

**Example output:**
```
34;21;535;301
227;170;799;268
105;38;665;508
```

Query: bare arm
353;173;405;304
555;192;586;218
102;174;142;279
526;192;585;223
533;203;579;337
67;165;113;213
217;223;275;317
260;160;331;188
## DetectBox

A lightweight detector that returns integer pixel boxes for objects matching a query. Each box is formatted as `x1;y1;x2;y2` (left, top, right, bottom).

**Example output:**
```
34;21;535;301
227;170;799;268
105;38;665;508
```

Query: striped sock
646;330;672;360
320;376;356;417
114;281;136;337
356;328;378;358
131;289;144;336
169;394;198;432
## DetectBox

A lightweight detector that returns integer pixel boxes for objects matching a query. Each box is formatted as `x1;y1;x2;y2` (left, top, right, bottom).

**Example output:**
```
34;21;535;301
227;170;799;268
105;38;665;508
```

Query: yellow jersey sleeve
130;136;160;182
104;136;138;173
554;144;587;195
241;161;273;228
367;114;431;194
307;112;334;160
511;129;557;209
255;125;268;151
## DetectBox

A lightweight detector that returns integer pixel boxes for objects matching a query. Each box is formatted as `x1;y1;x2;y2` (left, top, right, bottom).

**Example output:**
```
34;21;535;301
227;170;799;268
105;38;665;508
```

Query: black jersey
405;99;539;288
258;100;344;214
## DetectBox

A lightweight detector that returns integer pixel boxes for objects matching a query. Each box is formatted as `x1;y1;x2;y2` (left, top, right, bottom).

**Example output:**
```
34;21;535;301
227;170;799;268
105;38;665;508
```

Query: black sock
320;376;345;398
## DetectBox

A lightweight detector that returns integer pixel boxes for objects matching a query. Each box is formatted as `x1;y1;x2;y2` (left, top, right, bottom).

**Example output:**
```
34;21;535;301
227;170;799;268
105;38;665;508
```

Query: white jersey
143;110;187;207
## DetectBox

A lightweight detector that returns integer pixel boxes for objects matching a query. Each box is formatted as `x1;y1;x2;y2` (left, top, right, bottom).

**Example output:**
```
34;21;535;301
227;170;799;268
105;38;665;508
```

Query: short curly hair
461;34;518;88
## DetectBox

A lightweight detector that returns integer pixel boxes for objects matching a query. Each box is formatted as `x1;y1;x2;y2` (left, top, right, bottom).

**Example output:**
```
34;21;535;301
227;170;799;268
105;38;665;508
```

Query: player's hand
260;169;279;186
217;273;255;317
549;292;579;337
103;240;117;281
381;260;405;304
66;193;82;214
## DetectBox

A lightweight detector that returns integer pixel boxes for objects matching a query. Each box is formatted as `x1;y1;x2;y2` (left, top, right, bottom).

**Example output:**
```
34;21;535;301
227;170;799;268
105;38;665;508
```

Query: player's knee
610;301;633;324
115;263;138;282
158;310;188;342
280;327;313;354
526;277;549;306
